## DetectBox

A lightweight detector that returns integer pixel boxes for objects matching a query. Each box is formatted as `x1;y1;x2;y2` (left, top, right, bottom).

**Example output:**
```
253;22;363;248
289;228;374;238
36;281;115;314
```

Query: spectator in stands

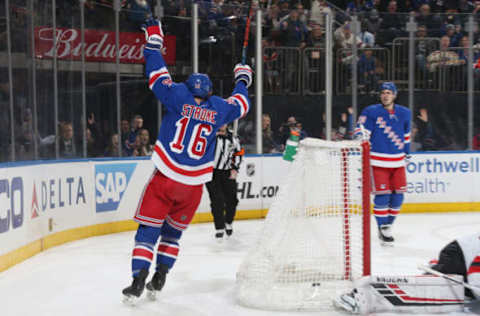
459;0;475;14
120;118;130;151
280;9;309;48
136;128;153;156
378;1;405;44
415;25;437;74
415;4;442;37
280;9;308;93
346;0;374;15
358;46;378;94
262;113;280;153
277;116;299;146
364;9;382;35
445;24;462;47
59;121;77;158
279;0;290;19
104;133;122;157
359;20;375;48
426;36;463;73
125;0;153;30
414;106;436;151
86;113;104;157
86;127;103;157
295;3;309;25
264;3;282;39
125;114;143;156
295;121;308;140
308;24;325;48
263;38;281;93
337;107;354;140
309;0;333;31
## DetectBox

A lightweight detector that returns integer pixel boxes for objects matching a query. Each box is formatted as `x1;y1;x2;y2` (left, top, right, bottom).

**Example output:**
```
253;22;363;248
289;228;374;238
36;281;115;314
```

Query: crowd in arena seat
4;0;480;163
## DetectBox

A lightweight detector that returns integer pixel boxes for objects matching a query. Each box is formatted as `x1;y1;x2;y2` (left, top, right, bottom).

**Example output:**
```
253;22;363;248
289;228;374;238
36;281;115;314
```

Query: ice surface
1;212;479;316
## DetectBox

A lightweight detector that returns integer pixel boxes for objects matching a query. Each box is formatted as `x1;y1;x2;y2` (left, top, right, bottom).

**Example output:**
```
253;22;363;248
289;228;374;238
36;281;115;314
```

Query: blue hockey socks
389;193;404;225
373;194;390;227
131;224;162;277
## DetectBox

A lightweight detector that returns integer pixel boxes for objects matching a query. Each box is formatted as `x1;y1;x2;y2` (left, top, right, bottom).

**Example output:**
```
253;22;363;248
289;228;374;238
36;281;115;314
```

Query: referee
206;124;244;242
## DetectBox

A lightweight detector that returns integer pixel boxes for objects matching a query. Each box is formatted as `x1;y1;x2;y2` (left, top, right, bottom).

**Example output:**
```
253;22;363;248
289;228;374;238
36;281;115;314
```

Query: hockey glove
234;63;253;88
141;18;164;51
405;154;412;165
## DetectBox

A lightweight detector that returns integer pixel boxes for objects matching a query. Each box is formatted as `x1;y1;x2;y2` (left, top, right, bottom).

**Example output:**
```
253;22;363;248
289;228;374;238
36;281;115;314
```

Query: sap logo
0;177;24;234
95;163;136;212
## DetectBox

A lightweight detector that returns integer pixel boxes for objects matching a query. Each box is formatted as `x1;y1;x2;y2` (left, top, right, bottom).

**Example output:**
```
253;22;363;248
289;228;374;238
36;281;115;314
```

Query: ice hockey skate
225;223;233;238
215;230;224;243
333;289;360;314
122;269;148;305
146;264;169;301
378;224;394;246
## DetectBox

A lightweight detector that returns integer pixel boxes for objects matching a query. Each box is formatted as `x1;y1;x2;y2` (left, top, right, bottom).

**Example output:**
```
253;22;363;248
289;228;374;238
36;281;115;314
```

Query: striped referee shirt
213;130;244;171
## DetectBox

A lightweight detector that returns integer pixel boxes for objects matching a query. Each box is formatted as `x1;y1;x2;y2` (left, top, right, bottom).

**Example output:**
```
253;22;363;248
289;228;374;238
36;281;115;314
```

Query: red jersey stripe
154;145;213;177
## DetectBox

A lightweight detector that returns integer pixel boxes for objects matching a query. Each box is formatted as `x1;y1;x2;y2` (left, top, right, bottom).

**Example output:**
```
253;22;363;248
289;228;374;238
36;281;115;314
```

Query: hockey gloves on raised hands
141;18;164;51
234;63;253;88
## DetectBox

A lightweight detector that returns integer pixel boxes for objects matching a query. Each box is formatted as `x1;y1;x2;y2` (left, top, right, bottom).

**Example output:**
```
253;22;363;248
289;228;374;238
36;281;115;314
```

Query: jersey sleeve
144;48;183;113
221;81;251;125
231;135;244;171
403;108;412;154
354;107;374;141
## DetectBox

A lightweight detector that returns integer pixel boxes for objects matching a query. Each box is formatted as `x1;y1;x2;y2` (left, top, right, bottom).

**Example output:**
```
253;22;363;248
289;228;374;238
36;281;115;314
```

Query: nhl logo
181;215;187;221
195;79;201;89
246;163;255;177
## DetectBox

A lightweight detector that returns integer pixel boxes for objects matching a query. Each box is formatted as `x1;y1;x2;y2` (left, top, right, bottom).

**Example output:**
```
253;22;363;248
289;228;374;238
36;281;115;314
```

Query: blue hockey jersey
144;49;250;185
354;104;411;168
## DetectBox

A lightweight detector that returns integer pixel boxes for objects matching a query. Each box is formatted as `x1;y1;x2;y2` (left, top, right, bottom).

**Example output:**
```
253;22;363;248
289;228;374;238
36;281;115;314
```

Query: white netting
235;138;369;311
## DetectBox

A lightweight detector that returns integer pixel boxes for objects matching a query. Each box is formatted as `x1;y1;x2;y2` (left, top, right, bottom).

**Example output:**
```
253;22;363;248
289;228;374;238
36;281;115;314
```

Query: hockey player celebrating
122;18;252;304
354;82;411;246
334;232;480;314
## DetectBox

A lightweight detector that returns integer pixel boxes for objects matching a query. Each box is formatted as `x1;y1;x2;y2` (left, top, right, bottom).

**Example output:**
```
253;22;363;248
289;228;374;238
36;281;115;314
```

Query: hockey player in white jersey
334;232;480;314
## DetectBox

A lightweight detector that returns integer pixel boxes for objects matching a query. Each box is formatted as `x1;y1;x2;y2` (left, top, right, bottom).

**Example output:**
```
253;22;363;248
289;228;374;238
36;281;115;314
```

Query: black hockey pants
205;169;239;230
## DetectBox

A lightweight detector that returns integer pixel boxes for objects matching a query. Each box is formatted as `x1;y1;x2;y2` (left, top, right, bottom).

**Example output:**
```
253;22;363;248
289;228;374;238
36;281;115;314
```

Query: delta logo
95;163;136;212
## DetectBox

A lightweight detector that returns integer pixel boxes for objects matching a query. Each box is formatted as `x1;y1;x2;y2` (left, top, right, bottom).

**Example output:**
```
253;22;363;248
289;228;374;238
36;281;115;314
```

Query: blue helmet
186;73;212;99
379;82;397;95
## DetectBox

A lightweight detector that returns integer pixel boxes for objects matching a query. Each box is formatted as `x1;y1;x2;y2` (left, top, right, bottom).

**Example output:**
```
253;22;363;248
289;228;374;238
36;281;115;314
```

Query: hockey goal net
235;138;371;310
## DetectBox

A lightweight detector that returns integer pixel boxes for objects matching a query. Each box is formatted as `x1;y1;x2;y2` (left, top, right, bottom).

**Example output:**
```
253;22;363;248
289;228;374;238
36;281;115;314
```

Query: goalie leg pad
342;275;465;314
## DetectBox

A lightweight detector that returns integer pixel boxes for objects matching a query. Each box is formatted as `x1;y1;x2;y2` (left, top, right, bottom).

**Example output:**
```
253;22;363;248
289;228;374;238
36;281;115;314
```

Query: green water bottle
283;129;300;162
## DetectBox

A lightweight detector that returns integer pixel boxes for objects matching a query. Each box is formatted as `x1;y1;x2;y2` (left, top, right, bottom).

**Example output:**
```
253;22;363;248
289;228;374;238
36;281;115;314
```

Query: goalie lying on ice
334;232;480;314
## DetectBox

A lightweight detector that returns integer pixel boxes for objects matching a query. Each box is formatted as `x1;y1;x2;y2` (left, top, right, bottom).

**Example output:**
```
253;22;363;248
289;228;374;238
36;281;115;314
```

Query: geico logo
0;177;24;234
94;163;136;212
95;172;128;204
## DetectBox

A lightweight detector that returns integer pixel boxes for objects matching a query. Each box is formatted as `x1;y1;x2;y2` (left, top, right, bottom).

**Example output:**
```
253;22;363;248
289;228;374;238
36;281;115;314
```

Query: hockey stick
241;0;255;65
418;265;480;295
234;0;255;137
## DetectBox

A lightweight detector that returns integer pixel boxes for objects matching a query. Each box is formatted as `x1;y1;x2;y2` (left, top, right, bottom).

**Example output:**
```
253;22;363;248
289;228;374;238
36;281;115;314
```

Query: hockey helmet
379;82;397;95
186;73;212;99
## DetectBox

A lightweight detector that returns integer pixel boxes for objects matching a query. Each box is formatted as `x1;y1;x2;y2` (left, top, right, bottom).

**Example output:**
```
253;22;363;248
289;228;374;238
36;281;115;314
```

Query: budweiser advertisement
34;27;176;65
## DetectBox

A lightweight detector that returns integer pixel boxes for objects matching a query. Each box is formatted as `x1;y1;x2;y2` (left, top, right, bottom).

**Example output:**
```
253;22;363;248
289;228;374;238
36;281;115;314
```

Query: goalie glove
234;63;253;88
141;18;164;51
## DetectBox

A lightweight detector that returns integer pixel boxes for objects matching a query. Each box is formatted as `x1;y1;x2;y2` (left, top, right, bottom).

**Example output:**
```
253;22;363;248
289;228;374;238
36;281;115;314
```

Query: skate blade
122;294;140;306
146;289;158;301
380;240;394;247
